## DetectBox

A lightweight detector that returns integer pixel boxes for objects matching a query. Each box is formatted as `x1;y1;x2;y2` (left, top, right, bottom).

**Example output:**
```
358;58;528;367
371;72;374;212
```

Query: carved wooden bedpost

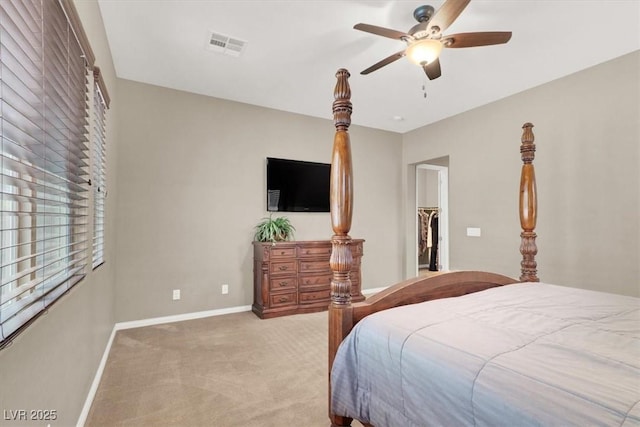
328;68;355;427
519;123;539;282
330;68;354;305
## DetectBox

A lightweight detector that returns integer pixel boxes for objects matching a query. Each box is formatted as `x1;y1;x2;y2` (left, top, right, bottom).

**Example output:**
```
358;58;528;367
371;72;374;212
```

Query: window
0;0;96;347
92;68;109;269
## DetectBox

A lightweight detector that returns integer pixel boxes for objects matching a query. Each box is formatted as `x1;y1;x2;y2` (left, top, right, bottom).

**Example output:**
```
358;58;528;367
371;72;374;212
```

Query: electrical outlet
172;289;181;300
221;284;229;295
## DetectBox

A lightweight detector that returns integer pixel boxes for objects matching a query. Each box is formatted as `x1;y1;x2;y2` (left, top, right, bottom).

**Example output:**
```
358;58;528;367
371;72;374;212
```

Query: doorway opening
416;162;449;277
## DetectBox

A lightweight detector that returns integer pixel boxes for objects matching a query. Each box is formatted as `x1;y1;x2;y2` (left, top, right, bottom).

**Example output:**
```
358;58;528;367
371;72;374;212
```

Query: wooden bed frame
327;69;539;427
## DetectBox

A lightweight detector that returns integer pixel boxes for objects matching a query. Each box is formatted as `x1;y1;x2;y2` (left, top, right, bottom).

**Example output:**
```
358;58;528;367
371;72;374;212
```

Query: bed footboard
351;270;518;324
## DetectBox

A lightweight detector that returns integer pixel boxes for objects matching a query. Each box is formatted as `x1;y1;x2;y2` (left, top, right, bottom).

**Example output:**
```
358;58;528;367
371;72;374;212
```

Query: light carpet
86;310;362;427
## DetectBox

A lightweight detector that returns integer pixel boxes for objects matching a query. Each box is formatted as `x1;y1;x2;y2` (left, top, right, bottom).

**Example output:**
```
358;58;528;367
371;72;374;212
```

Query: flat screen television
266;157;330;212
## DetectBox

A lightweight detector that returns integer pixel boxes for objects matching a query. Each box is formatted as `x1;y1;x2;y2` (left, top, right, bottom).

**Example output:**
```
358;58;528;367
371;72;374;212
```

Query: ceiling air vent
207;31;247;57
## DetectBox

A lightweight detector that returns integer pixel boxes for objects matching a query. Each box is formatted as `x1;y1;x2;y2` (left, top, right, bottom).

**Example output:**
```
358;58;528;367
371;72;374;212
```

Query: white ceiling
97;0;640;133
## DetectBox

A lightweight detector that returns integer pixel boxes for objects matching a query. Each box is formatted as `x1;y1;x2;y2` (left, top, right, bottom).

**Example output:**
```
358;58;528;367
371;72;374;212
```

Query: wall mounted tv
266;157;330;212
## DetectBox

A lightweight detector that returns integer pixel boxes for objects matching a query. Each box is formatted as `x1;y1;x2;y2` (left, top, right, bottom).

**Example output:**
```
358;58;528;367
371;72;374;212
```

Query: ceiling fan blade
423;58;442;80
443;32;512;48
361;50;406;75
354;23;409;40
427;0;471;34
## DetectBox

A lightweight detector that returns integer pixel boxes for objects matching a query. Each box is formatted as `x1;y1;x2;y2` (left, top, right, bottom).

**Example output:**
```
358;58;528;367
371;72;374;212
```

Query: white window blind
0;0;93;347
92;68;108;269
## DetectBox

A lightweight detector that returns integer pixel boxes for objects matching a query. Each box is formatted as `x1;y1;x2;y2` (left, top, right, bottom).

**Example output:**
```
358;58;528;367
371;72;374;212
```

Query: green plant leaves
254;215;296;242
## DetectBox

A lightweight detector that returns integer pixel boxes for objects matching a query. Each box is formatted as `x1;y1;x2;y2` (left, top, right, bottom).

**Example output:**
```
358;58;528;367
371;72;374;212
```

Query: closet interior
418;207;439;271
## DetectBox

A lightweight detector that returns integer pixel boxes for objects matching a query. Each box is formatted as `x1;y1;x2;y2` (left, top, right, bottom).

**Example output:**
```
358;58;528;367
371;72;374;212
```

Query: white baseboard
76;304;252;426
114;305;252;331
76;327;116;427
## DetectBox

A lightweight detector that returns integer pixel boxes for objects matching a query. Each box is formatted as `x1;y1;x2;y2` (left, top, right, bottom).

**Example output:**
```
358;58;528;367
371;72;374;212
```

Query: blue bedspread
331;283;640;426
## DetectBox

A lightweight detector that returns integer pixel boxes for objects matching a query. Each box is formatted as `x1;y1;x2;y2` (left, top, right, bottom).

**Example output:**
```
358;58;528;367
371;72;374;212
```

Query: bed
326;69;640;427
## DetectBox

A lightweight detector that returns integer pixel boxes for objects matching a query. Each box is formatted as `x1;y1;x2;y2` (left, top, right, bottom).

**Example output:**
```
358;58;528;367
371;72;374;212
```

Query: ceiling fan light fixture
406;39;443;65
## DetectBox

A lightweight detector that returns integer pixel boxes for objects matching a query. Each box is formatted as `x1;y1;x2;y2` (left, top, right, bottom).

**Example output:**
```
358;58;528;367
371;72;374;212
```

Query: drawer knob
279;297;288;302
306;250;310;254
280;251;285;255
279;281;287;287
279;266;288;271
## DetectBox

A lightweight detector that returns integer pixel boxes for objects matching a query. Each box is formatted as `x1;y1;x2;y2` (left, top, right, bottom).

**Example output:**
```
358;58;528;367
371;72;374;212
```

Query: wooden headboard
326;69;539;426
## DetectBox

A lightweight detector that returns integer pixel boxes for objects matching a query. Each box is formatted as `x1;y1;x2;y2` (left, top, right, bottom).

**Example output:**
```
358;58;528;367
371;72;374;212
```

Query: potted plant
253;215;295;243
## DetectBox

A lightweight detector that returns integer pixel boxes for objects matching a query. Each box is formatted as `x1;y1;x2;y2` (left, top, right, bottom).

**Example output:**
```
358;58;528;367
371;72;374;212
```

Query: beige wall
403;51;639;297
417;169;439;208
0;1;119;426
114;80;403;322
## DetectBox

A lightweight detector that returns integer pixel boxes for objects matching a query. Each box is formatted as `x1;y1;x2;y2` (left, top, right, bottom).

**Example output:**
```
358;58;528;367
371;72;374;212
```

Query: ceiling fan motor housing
413;5;435;23
410;5;438;40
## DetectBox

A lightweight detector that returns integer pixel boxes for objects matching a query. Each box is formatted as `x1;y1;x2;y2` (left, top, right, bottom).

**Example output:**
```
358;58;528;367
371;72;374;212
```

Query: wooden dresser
252;239;365;319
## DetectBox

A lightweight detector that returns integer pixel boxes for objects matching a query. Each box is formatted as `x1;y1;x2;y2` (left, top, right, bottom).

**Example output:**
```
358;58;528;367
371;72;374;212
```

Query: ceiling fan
354;0;512;80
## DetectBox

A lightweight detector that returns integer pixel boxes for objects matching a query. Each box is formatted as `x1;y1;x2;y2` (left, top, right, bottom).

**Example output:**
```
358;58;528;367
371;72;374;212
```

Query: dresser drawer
299;259;330;273
270;292;297;307
299;289;331;304
299;273;332;289
269;277;297;292
270;261;297;275
298;245;332;258
270;247;296;258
